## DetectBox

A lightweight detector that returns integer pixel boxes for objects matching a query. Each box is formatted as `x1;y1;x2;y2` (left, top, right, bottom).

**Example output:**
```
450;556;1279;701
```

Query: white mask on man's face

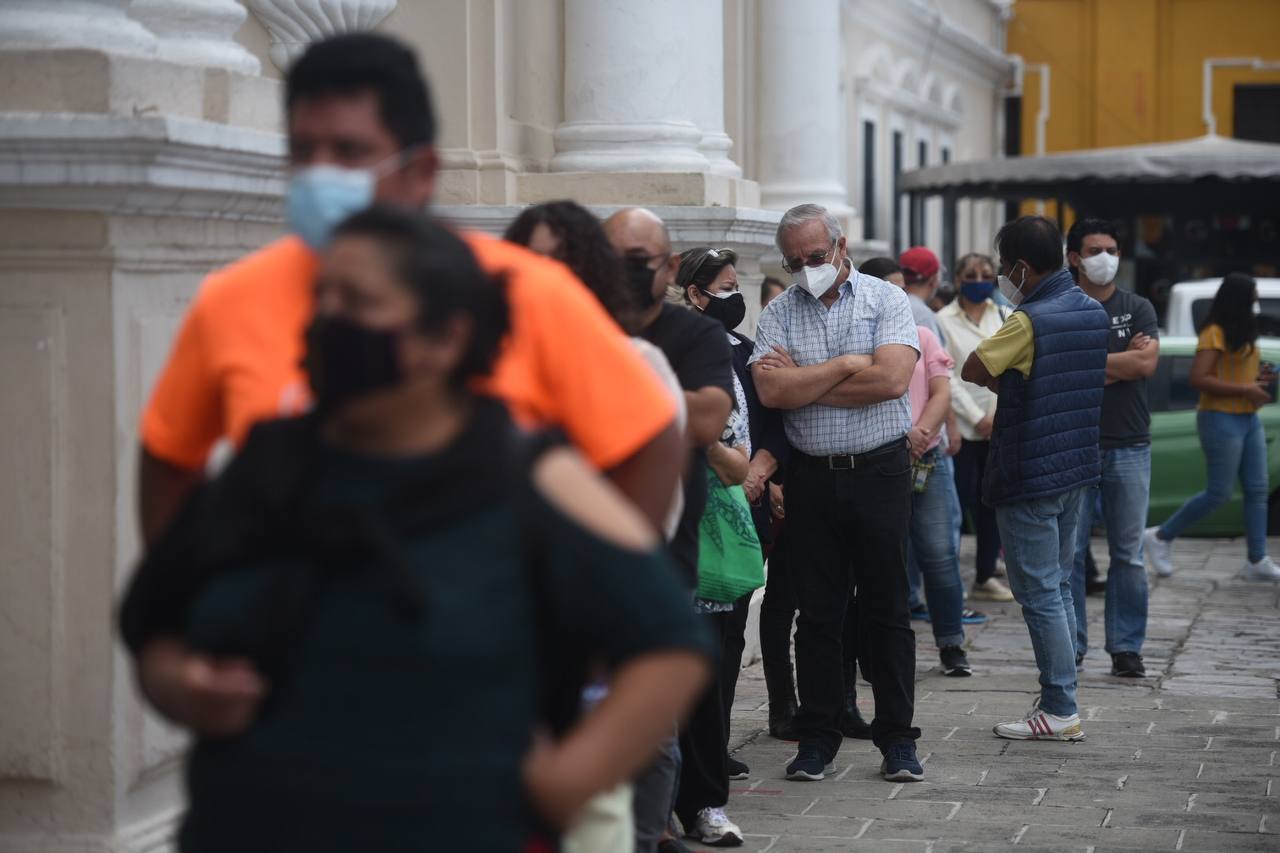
998;263;1028;307
791;243;843;299
1080;252;1120;286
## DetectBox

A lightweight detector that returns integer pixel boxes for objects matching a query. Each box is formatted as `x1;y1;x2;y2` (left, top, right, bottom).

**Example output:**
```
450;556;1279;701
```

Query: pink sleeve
919;327;954;381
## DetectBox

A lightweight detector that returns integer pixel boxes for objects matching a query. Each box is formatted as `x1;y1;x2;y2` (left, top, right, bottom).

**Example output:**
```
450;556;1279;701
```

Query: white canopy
900;135;1280;193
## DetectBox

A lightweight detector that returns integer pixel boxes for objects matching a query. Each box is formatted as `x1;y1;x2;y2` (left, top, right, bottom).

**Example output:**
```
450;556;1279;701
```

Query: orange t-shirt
141;232;677;472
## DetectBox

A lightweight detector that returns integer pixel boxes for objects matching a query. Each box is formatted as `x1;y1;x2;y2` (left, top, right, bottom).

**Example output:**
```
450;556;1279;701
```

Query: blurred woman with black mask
119;207;713;853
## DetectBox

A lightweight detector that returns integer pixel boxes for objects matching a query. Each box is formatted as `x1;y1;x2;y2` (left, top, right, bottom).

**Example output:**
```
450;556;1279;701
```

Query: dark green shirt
178;444;710;852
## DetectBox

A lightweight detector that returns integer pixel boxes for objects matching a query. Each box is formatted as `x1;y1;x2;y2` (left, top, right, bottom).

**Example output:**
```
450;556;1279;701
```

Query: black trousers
786;444;919;758
760;526;797;705
721;593;752;738
953;439;1002;584
675;610;731;827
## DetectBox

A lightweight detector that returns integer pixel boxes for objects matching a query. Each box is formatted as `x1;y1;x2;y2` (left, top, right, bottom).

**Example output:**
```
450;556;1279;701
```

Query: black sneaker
940;645;972;677
727;756;750;780
785;747;833;781
880;742;924;782
1086;578;1108;596
1110;651;1146;678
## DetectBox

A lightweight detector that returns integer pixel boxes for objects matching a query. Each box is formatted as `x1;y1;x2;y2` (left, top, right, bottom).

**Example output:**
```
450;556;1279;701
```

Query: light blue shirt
749;272;919;456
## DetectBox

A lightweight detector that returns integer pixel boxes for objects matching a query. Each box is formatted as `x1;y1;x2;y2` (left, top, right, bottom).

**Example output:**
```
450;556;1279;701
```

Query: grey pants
631;731;681;853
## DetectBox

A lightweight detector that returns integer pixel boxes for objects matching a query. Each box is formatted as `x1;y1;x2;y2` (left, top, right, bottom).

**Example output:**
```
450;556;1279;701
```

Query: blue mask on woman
961;280;996;303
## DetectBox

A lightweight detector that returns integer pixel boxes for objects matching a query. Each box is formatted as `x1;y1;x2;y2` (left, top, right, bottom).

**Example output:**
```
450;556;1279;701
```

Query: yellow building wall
1008;0;1280;153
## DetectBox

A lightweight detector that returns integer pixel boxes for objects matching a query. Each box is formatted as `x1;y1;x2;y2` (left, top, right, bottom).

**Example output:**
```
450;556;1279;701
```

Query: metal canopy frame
898;135;1280;270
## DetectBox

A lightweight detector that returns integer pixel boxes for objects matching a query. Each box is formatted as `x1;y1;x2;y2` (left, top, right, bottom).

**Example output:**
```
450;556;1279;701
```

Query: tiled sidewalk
717;536;1280;852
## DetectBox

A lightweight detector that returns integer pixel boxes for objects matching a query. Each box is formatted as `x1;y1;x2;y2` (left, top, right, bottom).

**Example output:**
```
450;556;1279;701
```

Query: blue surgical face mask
286;151;412;250
961;280;996;303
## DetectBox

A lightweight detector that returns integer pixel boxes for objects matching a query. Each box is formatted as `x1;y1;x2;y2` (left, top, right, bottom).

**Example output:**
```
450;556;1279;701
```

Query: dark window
1235;84;1280;143
917;140;928;245
942;146;951;164
1192;297;1280;333
863;121;876;240
892;130;903;255
1003;96;1022;224
1164;355;1199;412
1150;354;1202;413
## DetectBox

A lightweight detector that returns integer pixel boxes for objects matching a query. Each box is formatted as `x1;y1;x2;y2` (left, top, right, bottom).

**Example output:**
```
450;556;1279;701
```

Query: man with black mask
604;208;736;851
604;208;736;588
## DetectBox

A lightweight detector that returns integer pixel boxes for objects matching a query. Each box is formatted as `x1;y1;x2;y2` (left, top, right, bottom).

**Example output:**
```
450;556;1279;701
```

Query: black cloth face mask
304;315;405;411
624;255;661;310
699;290;746;330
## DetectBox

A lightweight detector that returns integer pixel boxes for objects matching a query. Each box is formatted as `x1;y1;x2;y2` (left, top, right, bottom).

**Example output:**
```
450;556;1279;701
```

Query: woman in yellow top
1144;273;1280;581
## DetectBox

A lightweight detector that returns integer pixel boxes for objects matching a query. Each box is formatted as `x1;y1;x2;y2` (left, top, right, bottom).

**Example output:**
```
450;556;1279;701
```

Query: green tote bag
696;466;765;602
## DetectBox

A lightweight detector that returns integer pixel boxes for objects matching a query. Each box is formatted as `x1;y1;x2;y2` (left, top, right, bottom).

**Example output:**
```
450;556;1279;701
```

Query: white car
1164;277;1280;337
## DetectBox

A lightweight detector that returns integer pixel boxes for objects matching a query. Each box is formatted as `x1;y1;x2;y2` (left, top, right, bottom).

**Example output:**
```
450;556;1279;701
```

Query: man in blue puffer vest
961;216;1108;742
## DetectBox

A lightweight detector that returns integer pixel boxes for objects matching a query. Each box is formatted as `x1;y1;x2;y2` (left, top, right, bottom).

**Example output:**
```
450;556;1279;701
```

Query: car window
1192;297;1280;335
1160;355;1198;412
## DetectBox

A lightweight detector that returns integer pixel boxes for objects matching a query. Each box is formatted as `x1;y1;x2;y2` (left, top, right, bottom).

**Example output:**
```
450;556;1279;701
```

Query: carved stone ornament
246;0;397;71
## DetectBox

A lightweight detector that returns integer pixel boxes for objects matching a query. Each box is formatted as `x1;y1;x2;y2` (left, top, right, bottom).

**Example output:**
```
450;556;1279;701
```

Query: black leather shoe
768;696;801;741
840;705;873;739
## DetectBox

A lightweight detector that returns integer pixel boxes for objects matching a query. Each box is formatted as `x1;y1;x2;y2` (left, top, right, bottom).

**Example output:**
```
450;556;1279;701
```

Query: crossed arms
751;344;917;410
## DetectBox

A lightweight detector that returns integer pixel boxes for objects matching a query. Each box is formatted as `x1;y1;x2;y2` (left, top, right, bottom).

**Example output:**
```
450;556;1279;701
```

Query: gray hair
776;203;842;250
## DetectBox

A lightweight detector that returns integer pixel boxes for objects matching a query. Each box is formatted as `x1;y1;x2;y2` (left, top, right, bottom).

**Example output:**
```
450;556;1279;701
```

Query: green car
1147;336;1280;535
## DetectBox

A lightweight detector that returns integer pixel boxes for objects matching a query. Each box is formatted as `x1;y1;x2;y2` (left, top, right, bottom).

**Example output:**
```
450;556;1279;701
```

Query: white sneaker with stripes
993;710;1085;741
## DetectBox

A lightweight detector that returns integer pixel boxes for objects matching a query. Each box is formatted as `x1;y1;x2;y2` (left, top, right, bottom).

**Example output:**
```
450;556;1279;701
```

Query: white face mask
1080;252;1120;286
791;243;843;299
998;263;1028;307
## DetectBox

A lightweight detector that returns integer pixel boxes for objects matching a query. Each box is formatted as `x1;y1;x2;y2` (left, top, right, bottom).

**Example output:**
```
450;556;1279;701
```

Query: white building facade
0;2;1012;850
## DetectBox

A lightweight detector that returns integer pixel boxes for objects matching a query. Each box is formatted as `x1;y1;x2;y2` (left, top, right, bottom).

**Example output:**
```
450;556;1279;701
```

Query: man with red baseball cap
897;246;945;344
899;246;943;312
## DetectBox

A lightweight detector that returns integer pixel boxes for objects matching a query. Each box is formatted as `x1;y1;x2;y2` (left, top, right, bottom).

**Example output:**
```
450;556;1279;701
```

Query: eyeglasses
781;241;837;275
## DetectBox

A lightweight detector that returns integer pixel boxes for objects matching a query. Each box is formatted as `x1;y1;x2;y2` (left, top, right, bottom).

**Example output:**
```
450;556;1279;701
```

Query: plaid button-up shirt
748;272;919;456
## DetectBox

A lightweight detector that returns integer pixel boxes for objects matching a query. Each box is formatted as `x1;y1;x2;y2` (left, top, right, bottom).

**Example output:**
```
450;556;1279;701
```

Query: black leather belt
797;437;907;471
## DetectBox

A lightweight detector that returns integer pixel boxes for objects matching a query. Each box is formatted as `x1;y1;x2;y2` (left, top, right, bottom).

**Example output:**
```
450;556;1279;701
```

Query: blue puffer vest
983;268;1109;506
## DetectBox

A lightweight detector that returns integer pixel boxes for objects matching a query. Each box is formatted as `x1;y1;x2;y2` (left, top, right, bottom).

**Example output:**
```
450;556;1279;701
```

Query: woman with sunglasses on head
1145;272;1280;581
119;207;714;853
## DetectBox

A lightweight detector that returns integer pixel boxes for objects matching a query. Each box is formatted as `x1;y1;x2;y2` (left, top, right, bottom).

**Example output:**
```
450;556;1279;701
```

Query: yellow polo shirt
975;312;1035;379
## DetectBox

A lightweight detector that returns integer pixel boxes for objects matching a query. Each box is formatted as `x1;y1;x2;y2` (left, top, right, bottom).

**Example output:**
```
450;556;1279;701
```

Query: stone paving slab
708;536;1280;852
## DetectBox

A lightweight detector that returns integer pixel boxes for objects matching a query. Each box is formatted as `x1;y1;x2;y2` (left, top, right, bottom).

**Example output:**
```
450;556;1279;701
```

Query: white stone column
0;0;157;56
247;0;397;72
129;0;261;74
550;0;711;173
756;0;851;216
686;0;742;178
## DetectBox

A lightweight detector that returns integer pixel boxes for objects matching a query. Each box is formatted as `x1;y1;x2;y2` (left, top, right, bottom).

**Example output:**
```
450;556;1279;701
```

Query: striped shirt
748;273;920;455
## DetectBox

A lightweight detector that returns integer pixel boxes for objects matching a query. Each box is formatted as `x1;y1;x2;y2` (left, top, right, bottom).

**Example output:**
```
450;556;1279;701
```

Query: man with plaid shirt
750;204;924;784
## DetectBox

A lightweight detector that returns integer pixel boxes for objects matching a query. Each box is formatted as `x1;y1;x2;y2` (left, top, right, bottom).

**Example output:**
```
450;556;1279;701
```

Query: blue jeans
996;487;1085;717
907;454;964;612
1071;444;1151;657
905;452;965;648
1159;410;1269;562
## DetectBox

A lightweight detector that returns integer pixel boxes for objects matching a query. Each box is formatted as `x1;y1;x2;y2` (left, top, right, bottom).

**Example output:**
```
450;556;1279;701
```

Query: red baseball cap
899;246;940;282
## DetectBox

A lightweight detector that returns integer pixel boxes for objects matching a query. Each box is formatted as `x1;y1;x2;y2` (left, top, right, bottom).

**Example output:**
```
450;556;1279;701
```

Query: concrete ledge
518;171;760;208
